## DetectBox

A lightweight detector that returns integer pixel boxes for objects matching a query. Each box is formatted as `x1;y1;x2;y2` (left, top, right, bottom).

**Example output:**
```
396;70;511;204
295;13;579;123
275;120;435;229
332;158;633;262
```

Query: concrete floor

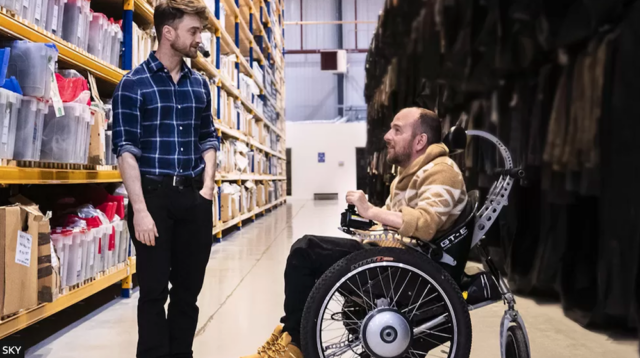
25;199;638;358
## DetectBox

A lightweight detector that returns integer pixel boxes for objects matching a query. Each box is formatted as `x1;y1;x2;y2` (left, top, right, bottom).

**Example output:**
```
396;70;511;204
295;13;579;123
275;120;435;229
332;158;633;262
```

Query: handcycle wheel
301;247;472;358
505;325;530;358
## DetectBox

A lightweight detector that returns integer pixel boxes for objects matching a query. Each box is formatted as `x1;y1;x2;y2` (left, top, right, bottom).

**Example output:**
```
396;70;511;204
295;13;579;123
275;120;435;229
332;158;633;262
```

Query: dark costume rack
364;0;639;333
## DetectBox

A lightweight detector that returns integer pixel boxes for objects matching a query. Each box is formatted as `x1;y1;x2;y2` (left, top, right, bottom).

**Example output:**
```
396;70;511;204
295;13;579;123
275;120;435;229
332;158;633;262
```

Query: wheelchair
299;128;531;358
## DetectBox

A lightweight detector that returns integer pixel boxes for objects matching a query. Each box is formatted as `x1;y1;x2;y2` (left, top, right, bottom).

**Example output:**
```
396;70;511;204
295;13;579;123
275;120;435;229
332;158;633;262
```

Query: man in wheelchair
242;108;502;358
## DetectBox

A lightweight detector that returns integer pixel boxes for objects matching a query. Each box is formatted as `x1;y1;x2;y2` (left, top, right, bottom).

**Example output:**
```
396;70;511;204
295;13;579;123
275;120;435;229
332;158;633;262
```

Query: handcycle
299;128;531;358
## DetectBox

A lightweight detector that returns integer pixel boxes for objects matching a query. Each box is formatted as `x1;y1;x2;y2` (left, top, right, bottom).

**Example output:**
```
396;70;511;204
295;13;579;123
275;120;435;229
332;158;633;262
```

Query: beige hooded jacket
384;143;468;242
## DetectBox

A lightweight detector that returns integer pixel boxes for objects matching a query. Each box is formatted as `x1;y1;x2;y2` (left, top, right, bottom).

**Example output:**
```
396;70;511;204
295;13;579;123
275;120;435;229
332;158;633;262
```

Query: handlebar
492;168;525;178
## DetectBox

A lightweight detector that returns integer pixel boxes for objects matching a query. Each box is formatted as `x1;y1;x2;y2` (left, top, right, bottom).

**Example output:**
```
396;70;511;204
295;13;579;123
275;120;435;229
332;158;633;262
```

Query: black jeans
128;177;213;358
281;235;365;345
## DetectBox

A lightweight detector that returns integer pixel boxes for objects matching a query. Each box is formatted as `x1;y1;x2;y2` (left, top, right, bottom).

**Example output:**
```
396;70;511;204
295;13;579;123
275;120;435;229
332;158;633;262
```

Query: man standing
112;1;217;357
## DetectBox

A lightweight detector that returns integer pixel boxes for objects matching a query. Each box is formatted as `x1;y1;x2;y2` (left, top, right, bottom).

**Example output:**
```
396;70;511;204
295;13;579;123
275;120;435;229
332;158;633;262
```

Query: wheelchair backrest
423;190;479;283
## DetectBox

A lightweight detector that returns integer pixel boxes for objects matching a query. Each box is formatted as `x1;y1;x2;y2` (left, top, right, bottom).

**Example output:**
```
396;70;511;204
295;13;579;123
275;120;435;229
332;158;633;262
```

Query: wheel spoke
345;281;375;310
377;268;389;301
391;271;412;308
406;277;422;312
355;274;375;310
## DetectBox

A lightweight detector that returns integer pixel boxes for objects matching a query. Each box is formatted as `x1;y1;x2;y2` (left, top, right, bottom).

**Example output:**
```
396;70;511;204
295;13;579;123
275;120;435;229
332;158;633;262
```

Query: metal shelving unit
0;0;287;338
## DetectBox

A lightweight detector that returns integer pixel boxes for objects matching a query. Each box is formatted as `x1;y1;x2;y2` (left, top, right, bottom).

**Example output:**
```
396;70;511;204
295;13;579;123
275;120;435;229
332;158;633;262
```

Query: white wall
287;122;367;200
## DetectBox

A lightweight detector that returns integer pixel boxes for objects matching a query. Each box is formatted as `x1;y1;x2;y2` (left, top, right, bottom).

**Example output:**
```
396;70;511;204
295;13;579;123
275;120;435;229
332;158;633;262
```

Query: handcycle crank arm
324;338;362;358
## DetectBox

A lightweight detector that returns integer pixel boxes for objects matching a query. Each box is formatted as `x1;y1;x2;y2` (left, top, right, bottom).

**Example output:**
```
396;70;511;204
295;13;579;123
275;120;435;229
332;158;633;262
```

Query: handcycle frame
341;129;531;358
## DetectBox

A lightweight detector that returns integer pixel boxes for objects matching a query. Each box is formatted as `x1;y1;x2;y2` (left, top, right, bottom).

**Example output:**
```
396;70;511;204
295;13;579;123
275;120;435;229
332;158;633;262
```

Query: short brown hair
154;0;209;42
412;108;442;145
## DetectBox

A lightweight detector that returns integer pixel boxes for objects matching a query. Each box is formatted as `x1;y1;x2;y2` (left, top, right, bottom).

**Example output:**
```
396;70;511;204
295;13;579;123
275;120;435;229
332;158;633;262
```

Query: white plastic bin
112;220;123;264
109;22;122;67
65;229;83;286
118;221;129;264
7;41;58;98
88;226;103;274
0;88;21;159
14;97;47;160
2;0;22;15
32;0;49;28
51;229;72;288
80;0;91;50
45;0;66;36
61;0;82;47
41;103;91;163
88;13;108;61
99;224;111;272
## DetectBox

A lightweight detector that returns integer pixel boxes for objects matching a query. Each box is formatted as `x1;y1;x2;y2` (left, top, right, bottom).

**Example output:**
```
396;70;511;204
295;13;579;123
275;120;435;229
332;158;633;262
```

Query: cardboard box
88;110;107;165
248;190;256;212
257;122;265;145
221;193;233;222
0;205;41;316
231;196;240;219
37;222;60;303
257;185;266;207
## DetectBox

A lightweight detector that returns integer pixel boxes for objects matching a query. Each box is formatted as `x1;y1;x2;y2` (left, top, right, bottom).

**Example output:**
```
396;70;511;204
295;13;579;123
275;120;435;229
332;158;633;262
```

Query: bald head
383;107;442;167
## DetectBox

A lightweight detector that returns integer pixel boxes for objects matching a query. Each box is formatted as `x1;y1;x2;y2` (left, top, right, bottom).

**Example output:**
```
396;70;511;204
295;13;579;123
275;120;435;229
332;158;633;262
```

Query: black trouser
128;176;213;358
281;235;365;345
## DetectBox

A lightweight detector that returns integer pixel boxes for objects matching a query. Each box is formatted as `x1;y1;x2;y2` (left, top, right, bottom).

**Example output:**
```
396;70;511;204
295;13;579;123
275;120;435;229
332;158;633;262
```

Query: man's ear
162;25;175;42
415;133;428;151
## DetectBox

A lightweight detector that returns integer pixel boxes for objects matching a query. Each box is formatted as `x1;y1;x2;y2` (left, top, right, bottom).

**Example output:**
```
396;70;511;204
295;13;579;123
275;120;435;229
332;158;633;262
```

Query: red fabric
97;202;116;222
65;214;102;229
106;195;125;219
109;226;116;251
55;73;90;104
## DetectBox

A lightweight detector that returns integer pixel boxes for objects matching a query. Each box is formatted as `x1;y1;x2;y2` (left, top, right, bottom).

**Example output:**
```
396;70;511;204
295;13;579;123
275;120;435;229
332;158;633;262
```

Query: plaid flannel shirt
112;52;219;177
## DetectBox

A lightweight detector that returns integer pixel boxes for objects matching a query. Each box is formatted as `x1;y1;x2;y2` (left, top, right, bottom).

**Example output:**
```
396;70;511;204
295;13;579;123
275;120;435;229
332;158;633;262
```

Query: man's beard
171;39;198;59
386;145;411;166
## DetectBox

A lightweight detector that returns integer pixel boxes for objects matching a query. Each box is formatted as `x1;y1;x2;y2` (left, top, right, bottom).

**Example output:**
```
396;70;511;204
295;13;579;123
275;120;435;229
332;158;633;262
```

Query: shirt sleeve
199;82;219;153
112;75;143;158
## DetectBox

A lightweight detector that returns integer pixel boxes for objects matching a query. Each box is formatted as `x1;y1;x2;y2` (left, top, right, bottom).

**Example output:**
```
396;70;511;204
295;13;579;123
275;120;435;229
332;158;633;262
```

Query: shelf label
35;0;42;21
16;231;33;267
52;6;59;32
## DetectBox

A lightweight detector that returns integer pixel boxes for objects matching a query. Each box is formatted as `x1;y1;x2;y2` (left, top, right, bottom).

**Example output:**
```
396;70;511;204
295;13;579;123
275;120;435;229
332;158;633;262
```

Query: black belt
142;174;201;188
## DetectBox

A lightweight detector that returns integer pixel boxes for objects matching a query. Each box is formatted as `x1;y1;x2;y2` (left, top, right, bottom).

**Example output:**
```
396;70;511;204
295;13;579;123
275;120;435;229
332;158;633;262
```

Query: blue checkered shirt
112;52;219;177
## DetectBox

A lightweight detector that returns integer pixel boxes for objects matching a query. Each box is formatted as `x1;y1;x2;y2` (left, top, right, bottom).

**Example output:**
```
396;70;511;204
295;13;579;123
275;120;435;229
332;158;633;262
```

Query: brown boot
266;332;303;358
241;325;284;358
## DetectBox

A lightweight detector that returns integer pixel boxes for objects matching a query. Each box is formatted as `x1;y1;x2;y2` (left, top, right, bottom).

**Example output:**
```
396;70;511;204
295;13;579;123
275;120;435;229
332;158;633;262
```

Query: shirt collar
145;51;193;77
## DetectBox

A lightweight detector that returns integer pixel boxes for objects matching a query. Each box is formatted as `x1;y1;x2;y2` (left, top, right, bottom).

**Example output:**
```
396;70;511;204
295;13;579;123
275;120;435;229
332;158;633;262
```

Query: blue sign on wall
318;152;325;163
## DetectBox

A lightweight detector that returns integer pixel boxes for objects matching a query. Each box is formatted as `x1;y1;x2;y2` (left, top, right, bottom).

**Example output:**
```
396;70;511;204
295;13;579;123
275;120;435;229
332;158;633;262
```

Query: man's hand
346;190;374;219
199;185;214;200
134;210;158;246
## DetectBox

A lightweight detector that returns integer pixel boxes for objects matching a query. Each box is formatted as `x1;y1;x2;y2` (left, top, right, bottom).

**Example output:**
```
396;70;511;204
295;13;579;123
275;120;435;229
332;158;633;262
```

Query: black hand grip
347;204;356;214
493;168;525;178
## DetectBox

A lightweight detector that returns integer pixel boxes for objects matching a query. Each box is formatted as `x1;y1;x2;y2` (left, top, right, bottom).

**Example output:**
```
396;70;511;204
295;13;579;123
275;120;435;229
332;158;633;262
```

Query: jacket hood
395;143;449;190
